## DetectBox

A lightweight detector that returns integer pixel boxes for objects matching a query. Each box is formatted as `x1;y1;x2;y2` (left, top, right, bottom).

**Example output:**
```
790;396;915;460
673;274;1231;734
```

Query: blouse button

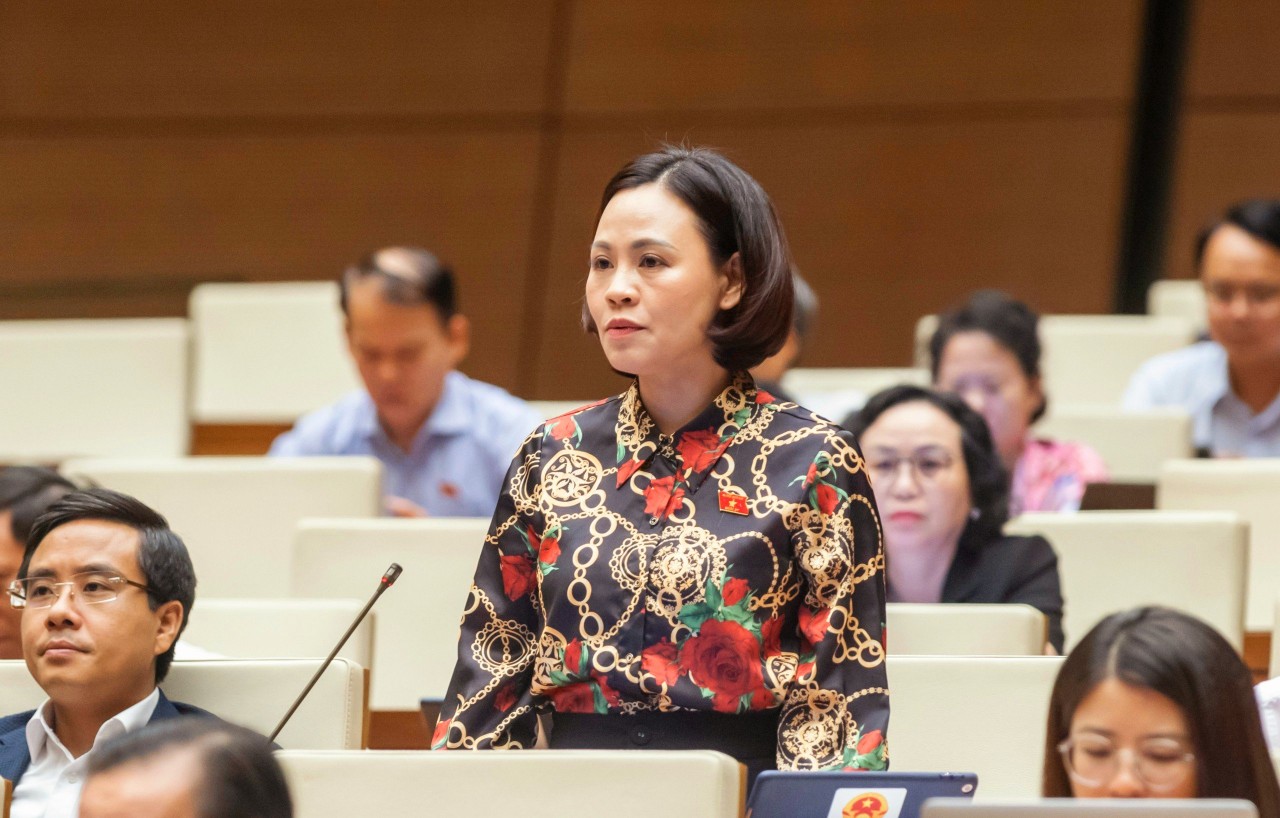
630;724;652;746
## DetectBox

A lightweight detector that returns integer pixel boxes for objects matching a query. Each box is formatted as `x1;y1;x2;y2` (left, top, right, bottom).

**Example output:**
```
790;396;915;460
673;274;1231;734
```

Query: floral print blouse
433;373;889;770
1010;436;1109;515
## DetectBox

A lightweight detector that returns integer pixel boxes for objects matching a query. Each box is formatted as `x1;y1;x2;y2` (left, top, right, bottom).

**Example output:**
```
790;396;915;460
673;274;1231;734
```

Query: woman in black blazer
845;385;1064;652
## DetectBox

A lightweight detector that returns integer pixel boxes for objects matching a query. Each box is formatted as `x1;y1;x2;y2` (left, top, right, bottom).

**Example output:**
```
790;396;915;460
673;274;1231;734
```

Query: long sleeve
432;428;546;750
776;431;890;771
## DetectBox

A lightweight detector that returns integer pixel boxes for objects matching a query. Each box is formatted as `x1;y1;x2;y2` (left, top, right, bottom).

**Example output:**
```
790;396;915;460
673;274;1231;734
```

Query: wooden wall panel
1184;0;1280;99
0;2;553;119
1165;0;1280;281
530;115;1129;399
1166;112;1280;280
565;0;1139;114
0;131;543;389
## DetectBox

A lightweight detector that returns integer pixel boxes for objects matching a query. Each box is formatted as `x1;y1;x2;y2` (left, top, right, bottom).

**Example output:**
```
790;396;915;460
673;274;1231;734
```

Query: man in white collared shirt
0;488;218;818
1124;199;1280;456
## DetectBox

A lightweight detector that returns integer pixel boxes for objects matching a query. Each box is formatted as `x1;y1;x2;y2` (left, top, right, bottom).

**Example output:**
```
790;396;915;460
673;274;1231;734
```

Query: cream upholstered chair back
1273;599;1280;678
915;314;1196;405
1157;460;1280;631
1148;279;1207;335
887;656;1063;799
1006;511;1246;650
0;318;189;460
783;367;930;397
181;599;373;668
886;603;1046;655
60;456;382;600
0;659;364;749
1035;407;1193;482
291;517;488;710
530;400;593;420
277;750;742;818
189;281;360;424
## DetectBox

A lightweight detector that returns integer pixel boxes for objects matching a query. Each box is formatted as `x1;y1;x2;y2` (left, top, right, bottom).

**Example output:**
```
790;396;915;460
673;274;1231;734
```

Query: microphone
268;563;403;743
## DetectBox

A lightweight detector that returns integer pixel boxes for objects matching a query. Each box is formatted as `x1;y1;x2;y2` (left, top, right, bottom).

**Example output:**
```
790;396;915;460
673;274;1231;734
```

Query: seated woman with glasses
845;385;1064;653
1044;606;1280;816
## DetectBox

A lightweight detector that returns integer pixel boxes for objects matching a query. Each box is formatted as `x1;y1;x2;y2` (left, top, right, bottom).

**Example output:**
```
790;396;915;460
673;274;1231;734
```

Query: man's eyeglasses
7;572;152;610
1058;734;1196;791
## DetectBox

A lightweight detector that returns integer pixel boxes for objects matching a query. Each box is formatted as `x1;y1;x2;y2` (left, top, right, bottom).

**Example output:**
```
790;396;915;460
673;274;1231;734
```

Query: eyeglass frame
1056;734;1197;792
7;571;153;610
865;450;958;486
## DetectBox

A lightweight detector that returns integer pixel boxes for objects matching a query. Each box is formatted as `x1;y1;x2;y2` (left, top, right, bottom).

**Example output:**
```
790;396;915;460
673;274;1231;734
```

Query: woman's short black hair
845;385;1010;543
339;245;457;321
1042;607;1280;818
20;488;197;684
585;144;795;372
88;718;292;818
0;466;77;546
1195;199;1280;270
928;290;1048;423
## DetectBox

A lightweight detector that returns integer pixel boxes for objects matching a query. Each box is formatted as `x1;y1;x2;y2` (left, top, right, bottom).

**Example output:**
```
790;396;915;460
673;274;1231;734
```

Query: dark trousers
550;710;778;791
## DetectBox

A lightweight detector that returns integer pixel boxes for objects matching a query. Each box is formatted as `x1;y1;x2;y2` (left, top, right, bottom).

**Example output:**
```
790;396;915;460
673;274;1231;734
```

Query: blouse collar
614;371;760;494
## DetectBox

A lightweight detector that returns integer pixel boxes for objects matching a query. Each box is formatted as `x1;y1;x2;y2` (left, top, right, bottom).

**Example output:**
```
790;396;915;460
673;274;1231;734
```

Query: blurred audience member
270;246;542;518
0;489;219;818
750;270;818;403
79;718;291;818
1124;200;1280;457
846;385;1064;652
0;467;76;660
1044;607;1279;817
930;290;1107;514
1256;676;1280;752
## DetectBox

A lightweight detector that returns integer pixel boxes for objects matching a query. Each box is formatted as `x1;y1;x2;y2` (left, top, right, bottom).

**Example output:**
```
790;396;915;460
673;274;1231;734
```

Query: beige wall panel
1166;112;1280;281
530;117;1128;399
0;2;553;119
0;131;542;390
1185;0;1280;99
564;0;1139;114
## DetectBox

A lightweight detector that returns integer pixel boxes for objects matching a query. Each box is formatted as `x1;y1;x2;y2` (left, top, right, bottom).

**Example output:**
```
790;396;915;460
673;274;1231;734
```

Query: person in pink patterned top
930;291;1109;515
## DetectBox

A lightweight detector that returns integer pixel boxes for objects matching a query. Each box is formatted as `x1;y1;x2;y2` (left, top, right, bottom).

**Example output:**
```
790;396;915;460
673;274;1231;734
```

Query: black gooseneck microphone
268;563;403;743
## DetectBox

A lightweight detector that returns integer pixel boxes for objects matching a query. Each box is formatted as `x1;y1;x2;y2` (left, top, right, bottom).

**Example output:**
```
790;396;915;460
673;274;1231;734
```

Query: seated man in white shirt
79;719;291;818
269;246;543;518
1123;199;1280;456
0;488;219;818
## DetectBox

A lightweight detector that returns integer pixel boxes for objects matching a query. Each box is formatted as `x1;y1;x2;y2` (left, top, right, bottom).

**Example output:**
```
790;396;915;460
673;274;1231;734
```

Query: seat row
0;280;1205;462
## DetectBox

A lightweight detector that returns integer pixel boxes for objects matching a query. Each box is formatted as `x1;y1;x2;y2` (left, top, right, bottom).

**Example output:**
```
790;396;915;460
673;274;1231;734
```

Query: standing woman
433;146;889;776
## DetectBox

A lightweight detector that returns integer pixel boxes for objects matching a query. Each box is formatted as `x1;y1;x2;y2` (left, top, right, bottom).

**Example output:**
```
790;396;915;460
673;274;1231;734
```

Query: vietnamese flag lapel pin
718;490;749;515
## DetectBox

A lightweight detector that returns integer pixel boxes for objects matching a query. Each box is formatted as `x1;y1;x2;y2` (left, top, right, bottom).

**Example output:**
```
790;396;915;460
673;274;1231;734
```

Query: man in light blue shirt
1123;200;1280;457
269;247;542;518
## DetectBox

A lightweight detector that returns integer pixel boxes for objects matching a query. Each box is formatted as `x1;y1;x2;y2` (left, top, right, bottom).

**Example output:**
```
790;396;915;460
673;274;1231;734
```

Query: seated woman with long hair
1044;606;1279;817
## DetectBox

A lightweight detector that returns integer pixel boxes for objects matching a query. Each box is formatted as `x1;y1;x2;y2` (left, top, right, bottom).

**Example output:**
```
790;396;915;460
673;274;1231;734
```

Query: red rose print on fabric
857;729;883;755
616;456;644;487
814;483;839;515
493;684;517;712
678;618;766;713
755;388;776;405
641;641;681;687
530;525;561;567
721;577;750;606
430;718;451;749
549;681;595;712
761;617;783;657
564;638;585;675
799;606;831;647
546;414;578;442
677;428;730;474
643;475;686;520
499;553;536;601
